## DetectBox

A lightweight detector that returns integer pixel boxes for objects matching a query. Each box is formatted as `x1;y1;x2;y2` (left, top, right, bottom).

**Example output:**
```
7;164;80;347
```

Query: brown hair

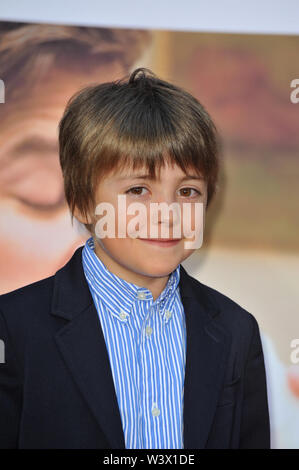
59;67;221;227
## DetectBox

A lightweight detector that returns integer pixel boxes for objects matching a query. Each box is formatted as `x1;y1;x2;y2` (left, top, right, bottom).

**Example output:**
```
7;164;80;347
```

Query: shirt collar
82;237;180;319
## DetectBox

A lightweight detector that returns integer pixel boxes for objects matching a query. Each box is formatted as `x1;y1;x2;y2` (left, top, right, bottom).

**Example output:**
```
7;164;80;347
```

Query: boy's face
76;161;207;286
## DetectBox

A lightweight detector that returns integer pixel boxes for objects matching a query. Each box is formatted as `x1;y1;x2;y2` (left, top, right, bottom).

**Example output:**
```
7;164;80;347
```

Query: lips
140;238;181;241
139;238;181;247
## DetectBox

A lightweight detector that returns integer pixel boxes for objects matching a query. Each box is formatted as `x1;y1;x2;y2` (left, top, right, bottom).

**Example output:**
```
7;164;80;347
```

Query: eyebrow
117;173;204;181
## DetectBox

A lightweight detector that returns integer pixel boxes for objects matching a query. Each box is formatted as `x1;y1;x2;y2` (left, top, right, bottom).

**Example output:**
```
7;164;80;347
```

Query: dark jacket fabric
0;246;270;449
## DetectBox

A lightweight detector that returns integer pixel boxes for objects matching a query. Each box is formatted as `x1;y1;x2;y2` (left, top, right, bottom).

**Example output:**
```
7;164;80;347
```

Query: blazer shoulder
0;275;57;375
0;246;84;342
185;272;259;334
0;275;55;332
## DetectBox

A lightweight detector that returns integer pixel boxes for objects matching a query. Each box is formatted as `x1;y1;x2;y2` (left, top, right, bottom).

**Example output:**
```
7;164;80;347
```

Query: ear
73;206;93;225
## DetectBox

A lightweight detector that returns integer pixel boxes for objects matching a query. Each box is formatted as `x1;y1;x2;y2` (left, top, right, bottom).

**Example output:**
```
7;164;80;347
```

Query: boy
0;68;270;449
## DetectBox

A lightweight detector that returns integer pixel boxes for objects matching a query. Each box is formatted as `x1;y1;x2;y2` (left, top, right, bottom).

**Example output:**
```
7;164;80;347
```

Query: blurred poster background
0;3;298;448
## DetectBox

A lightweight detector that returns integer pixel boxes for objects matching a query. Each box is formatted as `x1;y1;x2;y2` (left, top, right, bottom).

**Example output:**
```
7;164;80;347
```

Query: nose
149;192;181;237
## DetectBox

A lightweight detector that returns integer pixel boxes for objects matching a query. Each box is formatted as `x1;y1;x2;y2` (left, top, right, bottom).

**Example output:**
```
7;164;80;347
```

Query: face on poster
0;23;150;293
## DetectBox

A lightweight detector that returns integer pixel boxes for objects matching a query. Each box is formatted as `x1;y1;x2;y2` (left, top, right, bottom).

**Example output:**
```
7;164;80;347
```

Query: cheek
94;196;147;239
116;204;148;238
181;203;205;237
99;236;135;257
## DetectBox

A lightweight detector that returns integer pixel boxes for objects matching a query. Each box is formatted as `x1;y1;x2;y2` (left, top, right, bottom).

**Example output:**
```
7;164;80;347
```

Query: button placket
140;308;151;344
144;306;154;339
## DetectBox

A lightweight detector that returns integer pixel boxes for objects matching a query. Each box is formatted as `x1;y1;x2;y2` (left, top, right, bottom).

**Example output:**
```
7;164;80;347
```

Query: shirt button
145;325;153;337
152;407;160;417
165;310;172;319
137;292;146;300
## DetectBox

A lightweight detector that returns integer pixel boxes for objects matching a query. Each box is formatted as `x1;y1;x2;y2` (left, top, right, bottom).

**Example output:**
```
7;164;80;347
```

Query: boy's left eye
178;188;201;197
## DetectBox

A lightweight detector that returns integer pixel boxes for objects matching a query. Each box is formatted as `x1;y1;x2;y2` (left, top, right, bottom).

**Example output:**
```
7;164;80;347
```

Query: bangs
91;124;210;184
89;91;218;196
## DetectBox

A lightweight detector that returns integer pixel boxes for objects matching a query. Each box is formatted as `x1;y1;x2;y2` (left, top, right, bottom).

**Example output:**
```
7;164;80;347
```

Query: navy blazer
0;246;270;449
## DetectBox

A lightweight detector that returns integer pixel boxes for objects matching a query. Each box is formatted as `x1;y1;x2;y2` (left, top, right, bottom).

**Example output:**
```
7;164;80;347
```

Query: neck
93;240;170;301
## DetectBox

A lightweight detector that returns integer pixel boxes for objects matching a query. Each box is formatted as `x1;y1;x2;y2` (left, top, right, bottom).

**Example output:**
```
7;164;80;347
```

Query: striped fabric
82;237;187;449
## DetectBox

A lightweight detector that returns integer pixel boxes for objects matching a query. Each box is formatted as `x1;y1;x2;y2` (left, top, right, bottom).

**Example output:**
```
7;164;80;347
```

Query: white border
0;0;299;35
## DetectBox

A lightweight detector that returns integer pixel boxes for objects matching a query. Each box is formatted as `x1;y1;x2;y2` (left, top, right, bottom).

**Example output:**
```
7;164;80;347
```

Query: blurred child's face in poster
0;61;125;294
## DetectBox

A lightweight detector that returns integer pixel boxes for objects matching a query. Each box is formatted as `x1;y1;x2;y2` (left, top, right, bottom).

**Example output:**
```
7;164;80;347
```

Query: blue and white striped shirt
82;237;187;449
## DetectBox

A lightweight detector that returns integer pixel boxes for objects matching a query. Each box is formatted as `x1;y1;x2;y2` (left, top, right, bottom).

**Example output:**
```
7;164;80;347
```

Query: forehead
106;160;204;182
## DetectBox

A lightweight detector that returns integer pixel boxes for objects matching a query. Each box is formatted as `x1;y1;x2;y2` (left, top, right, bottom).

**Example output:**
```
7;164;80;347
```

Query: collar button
165;310;172;319
137;292;146;300
119;310;128;320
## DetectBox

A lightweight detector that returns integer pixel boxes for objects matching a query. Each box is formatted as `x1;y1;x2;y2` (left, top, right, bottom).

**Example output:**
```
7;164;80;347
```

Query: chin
140;261;179;278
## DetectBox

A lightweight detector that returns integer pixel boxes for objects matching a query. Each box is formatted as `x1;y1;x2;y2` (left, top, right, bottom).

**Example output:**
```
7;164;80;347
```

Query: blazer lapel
179;265;232;449
51;246;126;449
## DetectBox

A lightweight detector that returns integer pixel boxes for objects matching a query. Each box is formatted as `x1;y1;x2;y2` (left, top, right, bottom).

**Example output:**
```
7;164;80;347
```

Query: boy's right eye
125;186;148;196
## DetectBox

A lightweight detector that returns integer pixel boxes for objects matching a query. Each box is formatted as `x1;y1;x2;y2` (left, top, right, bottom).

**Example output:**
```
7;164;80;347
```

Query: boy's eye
178;188;202;197
125;186;148;196
125;187;202;198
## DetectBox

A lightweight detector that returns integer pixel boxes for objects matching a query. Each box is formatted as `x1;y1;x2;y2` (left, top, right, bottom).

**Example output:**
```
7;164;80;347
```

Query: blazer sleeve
239;315;271;448
0;310;23;449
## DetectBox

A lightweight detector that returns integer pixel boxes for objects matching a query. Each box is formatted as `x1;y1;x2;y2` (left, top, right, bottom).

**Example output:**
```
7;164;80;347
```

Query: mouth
139;238;182;247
